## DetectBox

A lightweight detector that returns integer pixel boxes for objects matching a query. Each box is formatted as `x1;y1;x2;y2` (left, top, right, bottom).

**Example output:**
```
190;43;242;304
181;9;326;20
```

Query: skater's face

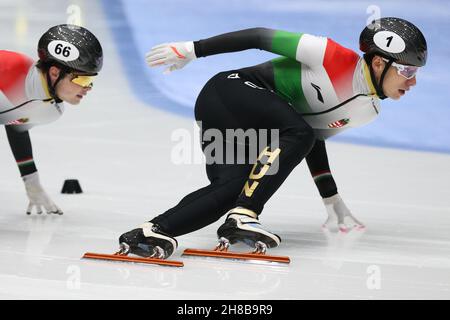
48;66;94;105
371;56;418;100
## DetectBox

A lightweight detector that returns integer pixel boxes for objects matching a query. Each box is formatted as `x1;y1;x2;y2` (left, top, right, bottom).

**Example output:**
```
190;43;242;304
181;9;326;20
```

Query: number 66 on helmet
38;24;103;75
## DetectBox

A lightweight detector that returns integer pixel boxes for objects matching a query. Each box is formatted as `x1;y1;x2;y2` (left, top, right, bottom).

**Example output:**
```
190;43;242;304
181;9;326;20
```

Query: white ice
1;0;449;300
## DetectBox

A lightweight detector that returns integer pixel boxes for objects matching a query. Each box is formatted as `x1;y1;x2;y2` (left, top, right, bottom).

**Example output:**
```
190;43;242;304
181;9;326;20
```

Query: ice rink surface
1;0;449;299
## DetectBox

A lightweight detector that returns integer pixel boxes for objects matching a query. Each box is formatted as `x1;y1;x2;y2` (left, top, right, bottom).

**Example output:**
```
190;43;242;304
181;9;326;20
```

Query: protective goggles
70;73;95;88
382;58;419;80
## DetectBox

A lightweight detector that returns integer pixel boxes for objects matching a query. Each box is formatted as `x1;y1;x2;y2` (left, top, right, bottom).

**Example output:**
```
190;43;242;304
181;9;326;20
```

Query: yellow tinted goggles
70;74;95;88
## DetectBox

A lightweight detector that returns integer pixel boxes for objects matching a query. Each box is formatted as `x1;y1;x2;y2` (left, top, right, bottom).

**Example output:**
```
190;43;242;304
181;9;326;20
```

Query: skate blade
82;252;184;267
182;248;290;264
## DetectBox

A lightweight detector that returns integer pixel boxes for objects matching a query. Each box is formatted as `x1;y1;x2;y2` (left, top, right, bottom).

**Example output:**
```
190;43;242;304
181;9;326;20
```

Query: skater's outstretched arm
306;139;365;232
5;125;63;215
193;28;302;59
145;28;334;73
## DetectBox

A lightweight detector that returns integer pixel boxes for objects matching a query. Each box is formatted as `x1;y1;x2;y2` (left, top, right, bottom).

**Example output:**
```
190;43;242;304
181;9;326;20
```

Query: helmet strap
377;58;394;100
364;54;393;100
46;66;66;103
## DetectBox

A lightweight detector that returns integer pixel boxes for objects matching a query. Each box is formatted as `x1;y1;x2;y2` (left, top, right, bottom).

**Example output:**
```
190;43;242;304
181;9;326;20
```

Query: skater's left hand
322;194;364;232
22;172;63;215
145;41;197;74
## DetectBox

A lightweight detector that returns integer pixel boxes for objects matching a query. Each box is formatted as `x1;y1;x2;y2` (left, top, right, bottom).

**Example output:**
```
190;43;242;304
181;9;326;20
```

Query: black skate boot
217;208;281;253
119;222;178;259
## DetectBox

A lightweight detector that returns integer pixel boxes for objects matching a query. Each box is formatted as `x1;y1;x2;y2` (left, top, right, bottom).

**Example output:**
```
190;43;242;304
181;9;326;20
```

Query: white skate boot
182;208;289;264
118;222;178;259
216;209;281;253
82;222;183;267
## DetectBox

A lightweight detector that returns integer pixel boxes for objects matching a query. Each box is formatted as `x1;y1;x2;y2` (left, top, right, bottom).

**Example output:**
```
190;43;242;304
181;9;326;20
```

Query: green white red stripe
17;157;34;167
313;170;332;182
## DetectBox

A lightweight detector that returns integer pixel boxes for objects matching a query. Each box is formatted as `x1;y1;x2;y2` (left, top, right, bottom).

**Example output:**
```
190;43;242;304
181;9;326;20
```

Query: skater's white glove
22;172;63;215
322;194;364;232
145;41;196;74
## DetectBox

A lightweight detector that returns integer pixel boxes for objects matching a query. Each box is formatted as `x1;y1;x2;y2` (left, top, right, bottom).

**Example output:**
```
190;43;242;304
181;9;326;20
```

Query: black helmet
359;17;427;99
360;17;427;67
38;24;103;75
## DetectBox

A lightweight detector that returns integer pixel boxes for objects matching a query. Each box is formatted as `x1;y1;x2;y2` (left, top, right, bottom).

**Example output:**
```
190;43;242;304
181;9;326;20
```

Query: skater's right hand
22;172;63;215
145;41;196;74
322;194;364;232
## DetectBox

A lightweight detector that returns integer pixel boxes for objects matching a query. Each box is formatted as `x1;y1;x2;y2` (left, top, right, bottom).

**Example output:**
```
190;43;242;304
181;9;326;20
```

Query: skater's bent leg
236;123;316;214
150;175;248;237
216;124;315;249
201;71;317;214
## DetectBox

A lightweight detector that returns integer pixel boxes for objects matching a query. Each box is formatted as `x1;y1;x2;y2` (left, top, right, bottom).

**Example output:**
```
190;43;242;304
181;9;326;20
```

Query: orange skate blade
182;248;290;264
82;252;184;267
